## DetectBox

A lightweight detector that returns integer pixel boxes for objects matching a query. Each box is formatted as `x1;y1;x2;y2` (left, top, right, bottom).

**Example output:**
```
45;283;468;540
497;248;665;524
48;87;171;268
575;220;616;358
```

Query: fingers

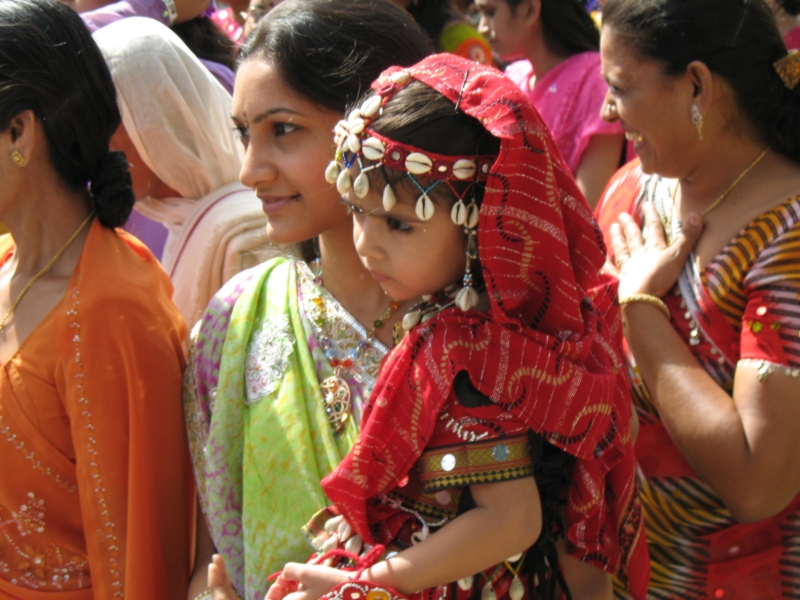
641;202;667;248
671;213;704;261
618;212;645;253
209;554;238;600
609;222;630;267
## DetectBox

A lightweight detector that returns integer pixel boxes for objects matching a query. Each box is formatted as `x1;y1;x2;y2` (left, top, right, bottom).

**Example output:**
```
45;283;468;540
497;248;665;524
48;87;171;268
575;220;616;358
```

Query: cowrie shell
361;95;382;119
457;577;474;592
507;553;523;563
347;108;362;122
336;169;352;194
467;203;480;229
325;161;341;184
353;172;370;198
339;136;350;153
321;535;339;553
382;184;396;211
345;535;363;555
452;159;477;180
362;137;385;161
455;286;479;312
324;515;343;533
481;583;497;600
347;133;361;153
509;578;524;600
348;118;365;135
402;310;421;330
390;70;411;84
405;152;432;174
451;201;467;225
415;194;435;221
337;519;353;541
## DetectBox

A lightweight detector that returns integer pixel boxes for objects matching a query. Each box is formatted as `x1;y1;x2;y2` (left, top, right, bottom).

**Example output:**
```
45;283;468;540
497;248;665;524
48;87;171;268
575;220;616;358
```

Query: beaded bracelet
619;294;671;320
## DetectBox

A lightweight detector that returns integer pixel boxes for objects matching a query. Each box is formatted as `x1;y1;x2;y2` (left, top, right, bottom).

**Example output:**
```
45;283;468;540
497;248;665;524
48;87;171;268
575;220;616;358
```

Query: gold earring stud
11;150;25;166
691;105;704;141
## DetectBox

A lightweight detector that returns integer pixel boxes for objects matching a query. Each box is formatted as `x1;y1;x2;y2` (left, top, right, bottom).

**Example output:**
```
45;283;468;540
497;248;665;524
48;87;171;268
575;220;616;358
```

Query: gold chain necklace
0;211;95;333
671;147;770;218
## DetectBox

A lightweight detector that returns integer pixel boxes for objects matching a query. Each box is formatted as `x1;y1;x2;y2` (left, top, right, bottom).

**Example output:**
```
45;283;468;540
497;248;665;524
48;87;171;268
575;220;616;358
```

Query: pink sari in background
505;52;626;175
785;25;800;51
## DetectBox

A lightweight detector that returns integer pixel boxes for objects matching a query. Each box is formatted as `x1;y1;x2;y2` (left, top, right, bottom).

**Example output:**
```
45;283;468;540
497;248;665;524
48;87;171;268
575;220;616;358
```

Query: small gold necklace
0;211;95;333
672;148;770;218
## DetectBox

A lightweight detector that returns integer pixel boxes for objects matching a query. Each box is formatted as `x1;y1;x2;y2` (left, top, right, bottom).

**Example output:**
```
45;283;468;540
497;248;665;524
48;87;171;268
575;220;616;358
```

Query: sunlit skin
232;59;350;245
475;0;534;62
599;26;699;178
346;182;467;302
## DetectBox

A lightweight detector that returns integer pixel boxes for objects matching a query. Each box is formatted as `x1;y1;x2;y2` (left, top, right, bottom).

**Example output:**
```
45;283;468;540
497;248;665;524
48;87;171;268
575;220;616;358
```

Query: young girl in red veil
266;54;649;600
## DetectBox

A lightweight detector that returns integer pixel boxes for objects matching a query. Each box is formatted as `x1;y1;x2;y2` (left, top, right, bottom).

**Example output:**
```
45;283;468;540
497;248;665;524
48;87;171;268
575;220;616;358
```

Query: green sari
184;257;386;600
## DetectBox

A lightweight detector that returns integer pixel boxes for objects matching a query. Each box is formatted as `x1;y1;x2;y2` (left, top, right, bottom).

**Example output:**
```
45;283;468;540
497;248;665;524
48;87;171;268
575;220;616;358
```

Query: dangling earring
11;150;25;166
691;105;704;141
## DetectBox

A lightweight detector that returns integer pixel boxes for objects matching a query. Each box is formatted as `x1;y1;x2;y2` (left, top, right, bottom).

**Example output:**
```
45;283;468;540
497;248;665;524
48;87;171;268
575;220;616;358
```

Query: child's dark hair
406;0;459;48
779;0;800;16
0;0;134;228
504;0;599;57
603;0;800;164
364;80;500;210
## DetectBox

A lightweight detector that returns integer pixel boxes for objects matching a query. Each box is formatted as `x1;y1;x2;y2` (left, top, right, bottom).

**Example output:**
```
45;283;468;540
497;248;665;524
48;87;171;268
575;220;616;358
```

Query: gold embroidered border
418;436;533;492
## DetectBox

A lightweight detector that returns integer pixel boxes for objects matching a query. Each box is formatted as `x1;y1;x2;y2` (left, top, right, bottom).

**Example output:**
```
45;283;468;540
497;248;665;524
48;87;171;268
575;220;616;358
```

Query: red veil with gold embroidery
318;54;649;599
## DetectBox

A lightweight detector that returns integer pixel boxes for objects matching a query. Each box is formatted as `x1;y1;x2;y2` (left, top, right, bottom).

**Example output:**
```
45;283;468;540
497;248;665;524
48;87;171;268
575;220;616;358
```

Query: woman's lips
369;270;390;282
258;194;298;214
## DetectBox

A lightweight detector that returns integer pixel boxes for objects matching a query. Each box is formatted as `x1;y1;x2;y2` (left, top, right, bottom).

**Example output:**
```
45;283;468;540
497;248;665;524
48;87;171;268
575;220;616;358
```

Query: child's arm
271;477;542;600
556;539;613;600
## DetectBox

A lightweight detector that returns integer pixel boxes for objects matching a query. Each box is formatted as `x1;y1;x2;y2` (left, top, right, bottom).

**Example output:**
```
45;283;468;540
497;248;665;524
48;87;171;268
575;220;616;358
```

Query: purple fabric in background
123;211;169;261
80;0;170;32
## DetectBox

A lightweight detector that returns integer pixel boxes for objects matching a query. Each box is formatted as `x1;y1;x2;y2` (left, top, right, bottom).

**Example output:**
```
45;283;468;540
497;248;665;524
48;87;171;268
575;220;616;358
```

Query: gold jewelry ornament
0;211;94;333
11;150;25;166
774;50;800;90
192;592;213;600
690;105;704;141
619;294;671;320
698;147;769;216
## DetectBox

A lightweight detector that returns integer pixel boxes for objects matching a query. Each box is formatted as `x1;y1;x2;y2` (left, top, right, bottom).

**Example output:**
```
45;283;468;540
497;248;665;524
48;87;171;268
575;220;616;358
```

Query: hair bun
90;150;135;228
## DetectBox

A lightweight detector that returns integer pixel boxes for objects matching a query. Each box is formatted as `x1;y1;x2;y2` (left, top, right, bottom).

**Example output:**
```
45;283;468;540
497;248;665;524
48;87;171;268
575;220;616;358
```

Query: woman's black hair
239;0;435;261
0;0;134;228
779;0;800;16
505;0;599;57
406;0;458;47
239;0;435;114
603;0;800;164
171;16;237;72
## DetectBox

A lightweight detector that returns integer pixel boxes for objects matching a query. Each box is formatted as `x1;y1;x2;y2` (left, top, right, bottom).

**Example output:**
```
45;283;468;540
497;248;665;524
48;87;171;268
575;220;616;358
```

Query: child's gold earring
11;150;25;166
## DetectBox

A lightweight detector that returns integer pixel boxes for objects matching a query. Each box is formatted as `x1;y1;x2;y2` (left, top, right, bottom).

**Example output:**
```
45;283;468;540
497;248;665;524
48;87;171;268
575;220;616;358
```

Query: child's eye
386;217;412;233
341;199;364;215
607;83;624;97
274;122;298;136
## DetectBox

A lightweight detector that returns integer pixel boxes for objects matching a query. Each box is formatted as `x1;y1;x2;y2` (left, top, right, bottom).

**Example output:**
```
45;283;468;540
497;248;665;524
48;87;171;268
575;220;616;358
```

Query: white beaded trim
161;0;178;23
737;358;800;382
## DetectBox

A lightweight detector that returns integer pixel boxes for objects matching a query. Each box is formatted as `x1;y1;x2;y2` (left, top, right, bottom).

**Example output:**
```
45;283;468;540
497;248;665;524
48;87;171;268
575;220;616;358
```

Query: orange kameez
0;220;190;599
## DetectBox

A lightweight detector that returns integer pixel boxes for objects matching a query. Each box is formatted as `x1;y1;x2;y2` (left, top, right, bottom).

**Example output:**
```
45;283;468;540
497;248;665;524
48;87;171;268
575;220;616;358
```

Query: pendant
509;576;524;600
480;582;496;600
321;374;352;432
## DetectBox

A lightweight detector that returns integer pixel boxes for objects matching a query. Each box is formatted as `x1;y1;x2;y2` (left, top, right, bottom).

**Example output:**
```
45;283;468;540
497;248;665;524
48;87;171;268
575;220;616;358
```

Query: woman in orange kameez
0;1;191;598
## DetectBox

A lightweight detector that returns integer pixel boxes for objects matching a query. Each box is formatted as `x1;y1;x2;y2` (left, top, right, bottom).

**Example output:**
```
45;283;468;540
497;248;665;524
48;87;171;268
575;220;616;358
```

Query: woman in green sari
182;2;433;599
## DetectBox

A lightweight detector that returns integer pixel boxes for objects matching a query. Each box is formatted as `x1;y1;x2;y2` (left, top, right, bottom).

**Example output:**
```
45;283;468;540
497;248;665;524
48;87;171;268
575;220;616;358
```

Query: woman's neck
316;220;413;347
3;179;92;279
523;34;567;88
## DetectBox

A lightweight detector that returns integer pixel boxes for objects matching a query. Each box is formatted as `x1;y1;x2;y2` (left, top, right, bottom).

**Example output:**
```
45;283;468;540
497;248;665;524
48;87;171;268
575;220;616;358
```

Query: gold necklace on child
312;260;398;432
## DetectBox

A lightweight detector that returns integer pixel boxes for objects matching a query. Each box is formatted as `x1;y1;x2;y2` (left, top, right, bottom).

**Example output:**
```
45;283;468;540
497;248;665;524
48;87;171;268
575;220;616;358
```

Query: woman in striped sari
595;0;800;597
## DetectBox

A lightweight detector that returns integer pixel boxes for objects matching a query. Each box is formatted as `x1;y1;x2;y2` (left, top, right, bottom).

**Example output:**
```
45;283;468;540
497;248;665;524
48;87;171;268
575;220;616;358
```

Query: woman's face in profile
232;59;350;245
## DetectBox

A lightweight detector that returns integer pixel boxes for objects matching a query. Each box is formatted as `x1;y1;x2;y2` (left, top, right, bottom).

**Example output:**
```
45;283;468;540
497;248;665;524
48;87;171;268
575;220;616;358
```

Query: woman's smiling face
600;26;698;177
233;58;350;245
346;178;467;302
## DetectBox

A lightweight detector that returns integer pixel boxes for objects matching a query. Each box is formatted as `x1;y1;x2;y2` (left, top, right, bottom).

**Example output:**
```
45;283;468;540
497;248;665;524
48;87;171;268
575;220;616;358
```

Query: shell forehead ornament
324;68;497;316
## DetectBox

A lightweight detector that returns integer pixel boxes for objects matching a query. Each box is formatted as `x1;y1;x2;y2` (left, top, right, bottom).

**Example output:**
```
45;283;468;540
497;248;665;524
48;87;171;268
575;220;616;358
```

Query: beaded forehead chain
324;68;498;313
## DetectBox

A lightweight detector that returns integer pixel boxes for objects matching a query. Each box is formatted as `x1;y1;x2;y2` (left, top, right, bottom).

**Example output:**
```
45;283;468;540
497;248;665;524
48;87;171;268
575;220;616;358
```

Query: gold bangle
619;294;671;319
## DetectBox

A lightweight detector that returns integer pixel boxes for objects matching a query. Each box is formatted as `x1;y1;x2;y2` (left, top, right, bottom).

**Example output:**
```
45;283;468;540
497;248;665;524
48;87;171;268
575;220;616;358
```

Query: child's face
345;182;467;302
476;0;531;62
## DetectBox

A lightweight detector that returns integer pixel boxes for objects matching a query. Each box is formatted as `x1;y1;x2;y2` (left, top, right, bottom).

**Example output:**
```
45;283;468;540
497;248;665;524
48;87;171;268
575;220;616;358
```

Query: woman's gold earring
11;150;25;166
691;105;704;141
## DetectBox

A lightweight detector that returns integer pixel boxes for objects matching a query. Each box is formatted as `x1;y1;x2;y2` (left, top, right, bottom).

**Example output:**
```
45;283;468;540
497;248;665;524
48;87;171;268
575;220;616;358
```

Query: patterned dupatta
318;54;649;599
184;258;387;600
